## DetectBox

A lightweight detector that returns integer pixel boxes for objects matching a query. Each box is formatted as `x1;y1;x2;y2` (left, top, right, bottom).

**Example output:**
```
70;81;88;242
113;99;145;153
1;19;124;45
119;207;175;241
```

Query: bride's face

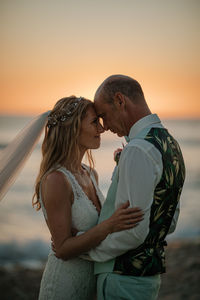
78;106;104;150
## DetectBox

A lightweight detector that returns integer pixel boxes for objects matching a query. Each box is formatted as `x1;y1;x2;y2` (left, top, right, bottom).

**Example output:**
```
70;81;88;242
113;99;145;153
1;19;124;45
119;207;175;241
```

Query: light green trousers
97;273;161;300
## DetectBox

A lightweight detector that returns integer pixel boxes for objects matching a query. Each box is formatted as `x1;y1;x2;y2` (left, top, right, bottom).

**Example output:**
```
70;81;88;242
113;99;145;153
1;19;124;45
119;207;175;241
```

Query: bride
0;96;143;300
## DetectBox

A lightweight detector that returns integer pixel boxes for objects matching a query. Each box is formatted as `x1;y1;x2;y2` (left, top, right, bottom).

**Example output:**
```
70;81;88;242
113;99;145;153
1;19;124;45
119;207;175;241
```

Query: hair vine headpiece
47;97;83;128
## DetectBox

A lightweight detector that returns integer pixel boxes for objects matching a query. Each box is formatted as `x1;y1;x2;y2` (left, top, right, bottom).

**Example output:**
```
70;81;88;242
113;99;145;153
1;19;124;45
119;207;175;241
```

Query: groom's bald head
94;74;145;104
93;75;151;136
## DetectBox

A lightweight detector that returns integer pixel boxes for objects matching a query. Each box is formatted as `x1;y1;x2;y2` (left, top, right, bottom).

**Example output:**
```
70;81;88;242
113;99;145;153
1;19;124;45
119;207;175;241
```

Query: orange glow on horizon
1;1;199;118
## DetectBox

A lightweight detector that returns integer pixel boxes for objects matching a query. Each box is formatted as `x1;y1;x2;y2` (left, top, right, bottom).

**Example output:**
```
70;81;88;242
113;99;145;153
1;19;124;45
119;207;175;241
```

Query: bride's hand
104;201;143;233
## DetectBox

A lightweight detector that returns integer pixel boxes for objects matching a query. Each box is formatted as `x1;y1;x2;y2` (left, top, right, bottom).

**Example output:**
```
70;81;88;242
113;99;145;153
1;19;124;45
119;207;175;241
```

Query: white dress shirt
89;114;179;262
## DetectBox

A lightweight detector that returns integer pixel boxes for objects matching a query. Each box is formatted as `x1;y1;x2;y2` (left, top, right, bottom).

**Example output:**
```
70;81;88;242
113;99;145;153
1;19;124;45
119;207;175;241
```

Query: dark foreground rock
158;238;200;300
0;265;43;300
0;239;199;300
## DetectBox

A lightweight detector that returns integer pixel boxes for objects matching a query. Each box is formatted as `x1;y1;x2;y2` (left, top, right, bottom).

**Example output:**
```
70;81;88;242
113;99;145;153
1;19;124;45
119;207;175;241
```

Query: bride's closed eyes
92;118;98;125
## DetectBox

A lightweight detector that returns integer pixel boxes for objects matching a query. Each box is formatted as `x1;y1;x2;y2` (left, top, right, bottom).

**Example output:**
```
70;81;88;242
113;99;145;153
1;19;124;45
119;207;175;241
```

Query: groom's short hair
97;75;144;104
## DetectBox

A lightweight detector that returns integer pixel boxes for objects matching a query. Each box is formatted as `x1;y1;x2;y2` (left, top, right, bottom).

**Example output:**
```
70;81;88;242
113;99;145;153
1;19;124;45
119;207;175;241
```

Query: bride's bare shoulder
45;170;67;184
42;170;73;204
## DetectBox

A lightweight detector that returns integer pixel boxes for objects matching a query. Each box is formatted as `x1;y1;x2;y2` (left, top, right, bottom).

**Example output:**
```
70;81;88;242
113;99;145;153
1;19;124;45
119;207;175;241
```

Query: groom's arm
88;140;163;262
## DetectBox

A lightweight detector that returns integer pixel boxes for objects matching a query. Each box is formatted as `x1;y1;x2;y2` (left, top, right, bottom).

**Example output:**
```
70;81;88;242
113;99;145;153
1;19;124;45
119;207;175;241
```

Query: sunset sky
1;0;200;117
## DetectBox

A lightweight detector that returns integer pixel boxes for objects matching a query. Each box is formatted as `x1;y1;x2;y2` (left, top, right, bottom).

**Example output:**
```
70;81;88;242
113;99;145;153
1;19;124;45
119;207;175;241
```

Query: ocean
0;115;200;268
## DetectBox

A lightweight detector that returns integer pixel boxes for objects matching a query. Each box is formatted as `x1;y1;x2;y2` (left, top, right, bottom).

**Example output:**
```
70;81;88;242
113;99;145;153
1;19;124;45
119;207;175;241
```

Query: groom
89;75;185;299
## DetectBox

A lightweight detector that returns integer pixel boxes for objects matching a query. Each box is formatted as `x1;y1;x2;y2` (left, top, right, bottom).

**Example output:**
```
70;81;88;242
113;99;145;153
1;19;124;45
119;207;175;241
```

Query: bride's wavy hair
33;96;94;210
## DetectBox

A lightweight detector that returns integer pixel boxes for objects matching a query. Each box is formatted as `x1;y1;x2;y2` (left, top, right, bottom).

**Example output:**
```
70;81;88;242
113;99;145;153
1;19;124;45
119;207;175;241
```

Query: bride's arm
42;171;142;261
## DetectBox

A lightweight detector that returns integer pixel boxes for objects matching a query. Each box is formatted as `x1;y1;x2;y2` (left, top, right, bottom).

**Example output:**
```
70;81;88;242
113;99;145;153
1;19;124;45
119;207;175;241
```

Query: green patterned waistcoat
113;128;185;276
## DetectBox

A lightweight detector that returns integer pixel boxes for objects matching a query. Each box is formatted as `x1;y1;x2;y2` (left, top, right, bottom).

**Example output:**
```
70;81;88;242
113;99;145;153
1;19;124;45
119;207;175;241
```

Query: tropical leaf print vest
113;128;185;276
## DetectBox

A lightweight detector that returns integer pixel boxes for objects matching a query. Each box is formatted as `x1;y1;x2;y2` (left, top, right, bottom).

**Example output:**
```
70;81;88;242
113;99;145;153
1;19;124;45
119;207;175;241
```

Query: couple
34;75;185;300
0;74;185;300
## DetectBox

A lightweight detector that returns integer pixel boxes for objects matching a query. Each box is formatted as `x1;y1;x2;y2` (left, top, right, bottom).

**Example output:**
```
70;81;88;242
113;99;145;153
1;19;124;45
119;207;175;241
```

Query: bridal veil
0;111;49;201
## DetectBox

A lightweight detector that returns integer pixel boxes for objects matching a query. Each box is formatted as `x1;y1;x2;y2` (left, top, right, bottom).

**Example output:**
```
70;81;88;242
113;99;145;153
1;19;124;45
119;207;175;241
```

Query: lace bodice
39;165;105;232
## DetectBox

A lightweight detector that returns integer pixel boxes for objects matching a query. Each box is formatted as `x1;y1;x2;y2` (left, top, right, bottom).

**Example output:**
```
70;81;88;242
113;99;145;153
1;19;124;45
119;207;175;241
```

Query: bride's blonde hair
32;96;94;210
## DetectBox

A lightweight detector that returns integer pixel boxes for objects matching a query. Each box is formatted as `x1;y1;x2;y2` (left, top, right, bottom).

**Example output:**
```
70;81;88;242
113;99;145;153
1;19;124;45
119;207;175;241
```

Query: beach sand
0;239;199;300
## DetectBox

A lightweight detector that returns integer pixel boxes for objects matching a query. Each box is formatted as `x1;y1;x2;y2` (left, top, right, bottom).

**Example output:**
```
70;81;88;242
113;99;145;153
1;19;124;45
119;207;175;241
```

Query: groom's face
94;95;126;137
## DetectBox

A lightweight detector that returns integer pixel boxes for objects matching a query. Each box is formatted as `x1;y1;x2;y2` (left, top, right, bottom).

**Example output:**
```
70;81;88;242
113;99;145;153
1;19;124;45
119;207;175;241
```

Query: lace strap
81;164;95;183
82;165;105;206
82;164;99;191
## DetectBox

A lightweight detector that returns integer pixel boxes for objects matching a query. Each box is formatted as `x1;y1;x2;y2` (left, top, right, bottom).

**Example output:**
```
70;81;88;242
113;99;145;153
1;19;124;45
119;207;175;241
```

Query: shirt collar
125;114;161;142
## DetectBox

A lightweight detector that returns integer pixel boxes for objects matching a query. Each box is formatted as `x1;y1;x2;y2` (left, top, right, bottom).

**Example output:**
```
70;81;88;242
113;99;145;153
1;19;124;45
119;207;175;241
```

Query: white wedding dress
38;166;105;300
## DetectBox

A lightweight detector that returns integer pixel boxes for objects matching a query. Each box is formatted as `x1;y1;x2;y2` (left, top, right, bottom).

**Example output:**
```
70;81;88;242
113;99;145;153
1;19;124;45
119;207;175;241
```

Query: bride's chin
91;142;101;149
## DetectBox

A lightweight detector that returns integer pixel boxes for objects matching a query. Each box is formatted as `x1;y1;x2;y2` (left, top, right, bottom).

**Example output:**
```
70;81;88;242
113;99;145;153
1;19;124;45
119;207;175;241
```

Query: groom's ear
113;92;126;110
